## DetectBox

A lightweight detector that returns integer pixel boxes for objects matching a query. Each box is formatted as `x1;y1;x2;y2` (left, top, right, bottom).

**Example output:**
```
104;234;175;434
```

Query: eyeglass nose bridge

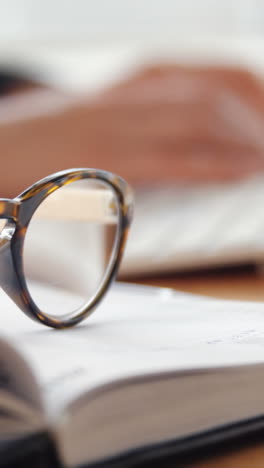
0;199;28;314
0;199;19;246
0;199;19;221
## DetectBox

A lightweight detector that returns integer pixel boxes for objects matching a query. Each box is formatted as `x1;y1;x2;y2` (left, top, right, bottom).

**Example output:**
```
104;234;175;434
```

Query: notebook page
2;282;264;415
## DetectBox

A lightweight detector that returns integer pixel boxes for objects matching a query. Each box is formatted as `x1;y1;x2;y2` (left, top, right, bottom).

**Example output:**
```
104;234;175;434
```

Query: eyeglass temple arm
34;188;118;223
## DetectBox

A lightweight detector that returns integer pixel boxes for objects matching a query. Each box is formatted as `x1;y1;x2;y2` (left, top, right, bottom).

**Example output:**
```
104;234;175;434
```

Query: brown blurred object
96;64;264;183
1;63;264;196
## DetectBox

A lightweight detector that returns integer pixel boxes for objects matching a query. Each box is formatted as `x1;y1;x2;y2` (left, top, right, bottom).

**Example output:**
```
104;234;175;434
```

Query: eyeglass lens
23;178;120;317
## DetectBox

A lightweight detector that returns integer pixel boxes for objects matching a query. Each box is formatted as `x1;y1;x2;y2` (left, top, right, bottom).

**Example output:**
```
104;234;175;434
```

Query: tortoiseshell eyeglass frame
0;168;133;329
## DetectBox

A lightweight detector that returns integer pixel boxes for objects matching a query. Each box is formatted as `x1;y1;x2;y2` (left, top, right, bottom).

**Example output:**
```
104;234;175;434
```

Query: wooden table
133;266;264;302
126;266;264;467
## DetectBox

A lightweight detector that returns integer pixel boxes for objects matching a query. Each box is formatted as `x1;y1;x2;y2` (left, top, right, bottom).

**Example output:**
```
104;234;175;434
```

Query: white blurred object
0;0;264;41
121;176;264;276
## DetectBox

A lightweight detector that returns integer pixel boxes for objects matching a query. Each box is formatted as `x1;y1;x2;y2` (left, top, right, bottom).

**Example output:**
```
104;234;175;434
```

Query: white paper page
2;282;264;414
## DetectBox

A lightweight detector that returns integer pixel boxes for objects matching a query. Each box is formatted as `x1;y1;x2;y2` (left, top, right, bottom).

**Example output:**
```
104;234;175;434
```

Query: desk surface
129;268;264;467
133;267;264;302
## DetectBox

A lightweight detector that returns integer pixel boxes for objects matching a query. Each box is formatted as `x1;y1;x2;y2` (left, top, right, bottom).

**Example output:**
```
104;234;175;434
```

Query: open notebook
2;282;264;467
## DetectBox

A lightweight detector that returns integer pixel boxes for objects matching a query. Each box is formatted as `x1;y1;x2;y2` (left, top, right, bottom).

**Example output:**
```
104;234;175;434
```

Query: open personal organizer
3;282;264;467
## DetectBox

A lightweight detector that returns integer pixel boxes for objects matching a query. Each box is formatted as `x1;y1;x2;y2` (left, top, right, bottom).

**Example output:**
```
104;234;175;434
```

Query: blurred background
1;0;264;40
1;0;264;300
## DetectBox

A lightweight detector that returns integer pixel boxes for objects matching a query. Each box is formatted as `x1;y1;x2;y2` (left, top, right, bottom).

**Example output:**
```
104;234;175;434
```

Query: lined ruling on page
1;283;264;413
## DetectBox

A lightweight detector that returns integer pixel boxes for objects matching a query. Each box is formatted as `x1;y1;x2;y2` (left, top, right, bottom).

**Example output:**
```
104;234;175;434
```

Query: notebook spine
0;431;62;468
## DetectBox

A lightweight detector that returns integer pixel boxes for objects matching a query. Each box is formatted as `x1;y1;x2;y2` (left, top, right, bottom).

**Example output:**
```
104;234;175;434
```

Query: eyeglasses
0;168;133;328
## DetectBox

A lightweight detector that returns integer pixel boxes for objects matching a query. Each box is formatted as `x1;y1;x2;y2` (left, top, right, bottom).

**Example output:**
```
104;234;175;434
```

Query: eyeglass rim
0;168;133;328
